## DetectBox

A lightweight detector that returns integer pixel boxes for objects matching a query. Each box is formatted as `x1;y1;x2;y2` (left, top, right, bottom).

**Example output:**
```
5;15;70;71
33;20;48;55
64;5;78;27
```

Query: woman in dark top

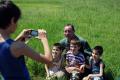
0;1;52;80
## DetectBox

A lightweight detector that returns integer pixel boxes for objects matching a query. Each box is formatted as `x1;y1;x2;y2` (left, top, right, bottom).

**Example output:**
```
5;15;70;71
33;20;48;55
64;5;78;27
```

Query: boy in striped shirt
65;40;85;80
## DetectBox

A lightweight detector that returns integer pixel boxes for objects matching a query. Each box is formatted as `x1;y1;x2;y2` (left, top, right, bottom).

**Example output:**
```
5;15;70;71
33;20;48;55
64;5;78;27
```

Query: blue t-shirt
0;39;30;80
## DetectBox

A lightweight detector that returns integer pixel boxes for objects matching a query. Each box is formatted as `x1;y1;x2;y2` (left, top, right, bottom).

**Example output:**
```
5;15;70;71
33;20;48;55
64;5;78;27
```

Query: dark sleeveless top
90;58;105;74
0;39;30;80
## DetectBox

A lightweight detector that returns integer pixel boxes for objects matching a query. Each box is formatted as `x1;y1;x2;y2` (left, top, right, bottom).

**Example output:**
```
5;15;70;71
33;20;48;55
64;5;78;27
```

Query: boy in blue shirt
83;46;105;80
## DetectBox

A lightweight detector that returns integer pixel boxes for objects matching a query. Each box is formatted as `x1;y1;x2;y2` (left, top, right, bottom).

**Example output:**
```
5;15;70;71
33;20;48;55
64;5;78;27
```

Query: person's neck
0;30;10;41
93;58;100;63
73;51;79;55
53;57;61;62
68;34;77;41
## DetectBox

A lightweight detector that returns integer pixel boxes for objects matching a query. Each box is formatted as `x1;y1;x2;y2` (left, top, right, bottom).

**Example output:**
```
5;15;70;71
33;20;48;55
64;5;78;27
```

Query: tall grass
12;0;120;79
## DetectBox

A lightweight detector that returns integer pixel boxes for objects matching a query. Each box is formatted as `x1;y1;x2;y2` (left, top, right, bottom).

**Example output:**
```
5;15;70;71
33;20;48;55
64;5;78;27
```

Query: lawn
11;0;120;79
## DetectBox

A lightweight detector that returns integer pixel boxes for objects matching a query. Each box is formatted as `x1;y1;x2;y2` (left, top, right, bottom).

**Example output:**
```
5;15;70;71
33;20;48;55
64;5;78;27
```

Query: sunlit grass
11;0;120;79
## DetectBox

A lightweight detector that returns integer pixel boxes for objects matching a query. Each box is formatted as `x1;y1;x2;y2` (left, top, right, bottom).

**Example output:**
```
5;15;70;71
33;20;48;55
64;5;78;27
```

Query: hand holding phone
37;29;47;40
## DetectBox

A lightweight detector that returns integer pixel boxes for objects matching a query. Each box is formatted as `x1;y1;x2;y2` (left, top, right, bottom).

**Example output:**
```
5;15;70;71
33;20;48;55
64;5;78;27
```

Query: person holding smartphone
0;1;52;80
15;29;39;43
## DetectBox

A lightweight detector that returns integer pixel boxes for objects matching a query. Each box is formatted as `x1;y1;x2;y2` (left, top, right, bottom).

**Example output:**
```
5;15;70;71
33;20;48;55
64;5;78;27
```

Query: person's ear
78;46;81;49
11;17;15;24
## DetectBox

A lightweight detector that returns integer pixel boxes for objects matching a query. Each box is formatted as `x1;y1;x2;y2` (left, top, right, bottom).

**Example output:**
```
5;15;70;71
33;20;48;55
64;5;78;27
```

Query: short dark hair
70;39;84;52
0;1;21;29
70;39;81;47
93;46;103;56
53;43;64;51
65;24;75;32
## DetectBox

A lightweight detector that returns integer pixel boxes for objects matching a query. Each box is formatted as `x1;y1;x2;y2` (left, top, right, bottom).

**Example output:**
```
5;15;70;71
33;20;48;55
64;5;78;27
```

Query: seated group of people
45;24;105;80
0;1;105;80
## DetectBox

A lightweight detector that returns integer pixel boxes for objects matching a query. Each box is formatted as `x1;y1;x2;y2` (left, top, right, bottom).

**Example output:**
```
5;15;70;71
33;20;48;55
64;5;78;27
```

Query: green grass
11;0;120;79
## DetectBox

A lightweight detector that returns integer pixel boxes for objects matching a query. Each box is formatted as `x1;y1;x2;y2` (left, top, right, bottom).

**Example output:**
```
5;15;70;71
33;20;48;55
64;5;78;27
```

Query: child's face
52;46;62;59
92;50;100;60
70;44;80;54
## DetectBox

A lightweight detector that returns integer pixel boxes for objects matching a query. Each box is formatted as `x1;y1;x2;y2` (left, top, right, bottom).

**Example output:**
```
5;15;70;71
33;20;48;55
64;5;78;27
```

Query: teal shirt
60;35;92;55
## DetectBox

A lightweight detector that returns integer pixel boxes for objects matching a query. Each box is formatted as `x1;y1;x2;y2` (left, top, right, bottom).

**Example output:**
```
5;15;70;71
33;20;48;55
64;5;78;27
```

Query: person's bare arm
88;63;104;78
45;64;50;77
40;32;52;62
11;29;52;65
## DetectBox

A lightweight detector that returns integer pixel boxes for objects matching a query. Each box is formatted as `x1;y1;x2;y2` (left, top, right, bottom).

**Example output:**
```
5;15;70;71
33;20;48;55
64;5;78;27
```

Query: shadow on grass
104;69;114;80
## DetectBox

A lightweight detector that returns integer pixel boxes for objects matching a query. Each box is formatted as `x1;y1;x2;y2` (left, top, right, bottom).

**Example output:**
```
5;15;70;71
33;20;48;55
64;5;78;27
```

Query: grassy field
11;0;120;79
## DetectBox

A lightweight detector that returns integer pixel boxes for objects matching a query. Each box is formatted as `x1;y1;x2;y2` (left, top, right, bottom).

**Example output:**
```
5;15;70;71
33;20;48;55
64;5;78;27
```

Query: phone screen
31;30;38;36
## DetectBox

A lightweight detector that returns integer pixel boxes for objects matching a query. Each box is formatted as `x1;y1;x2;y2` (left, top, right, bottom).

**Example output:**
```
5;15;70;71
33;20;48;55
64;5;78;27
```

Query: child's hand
65;66;76;73
88;74;92;79
80;64;85;73
82;76;89;80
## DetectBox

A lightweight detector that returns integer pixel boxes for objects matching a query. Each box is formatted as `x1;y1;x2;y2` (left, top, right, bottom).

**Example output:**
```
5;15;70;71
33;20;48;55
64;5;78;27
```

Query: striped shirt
66;51;85;67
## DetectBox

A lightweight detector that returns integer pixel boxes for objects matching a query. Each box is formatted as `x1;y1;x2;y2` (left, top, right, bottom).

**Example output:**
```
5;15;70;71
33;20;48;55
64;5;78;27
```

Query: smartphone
30;30;38;37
